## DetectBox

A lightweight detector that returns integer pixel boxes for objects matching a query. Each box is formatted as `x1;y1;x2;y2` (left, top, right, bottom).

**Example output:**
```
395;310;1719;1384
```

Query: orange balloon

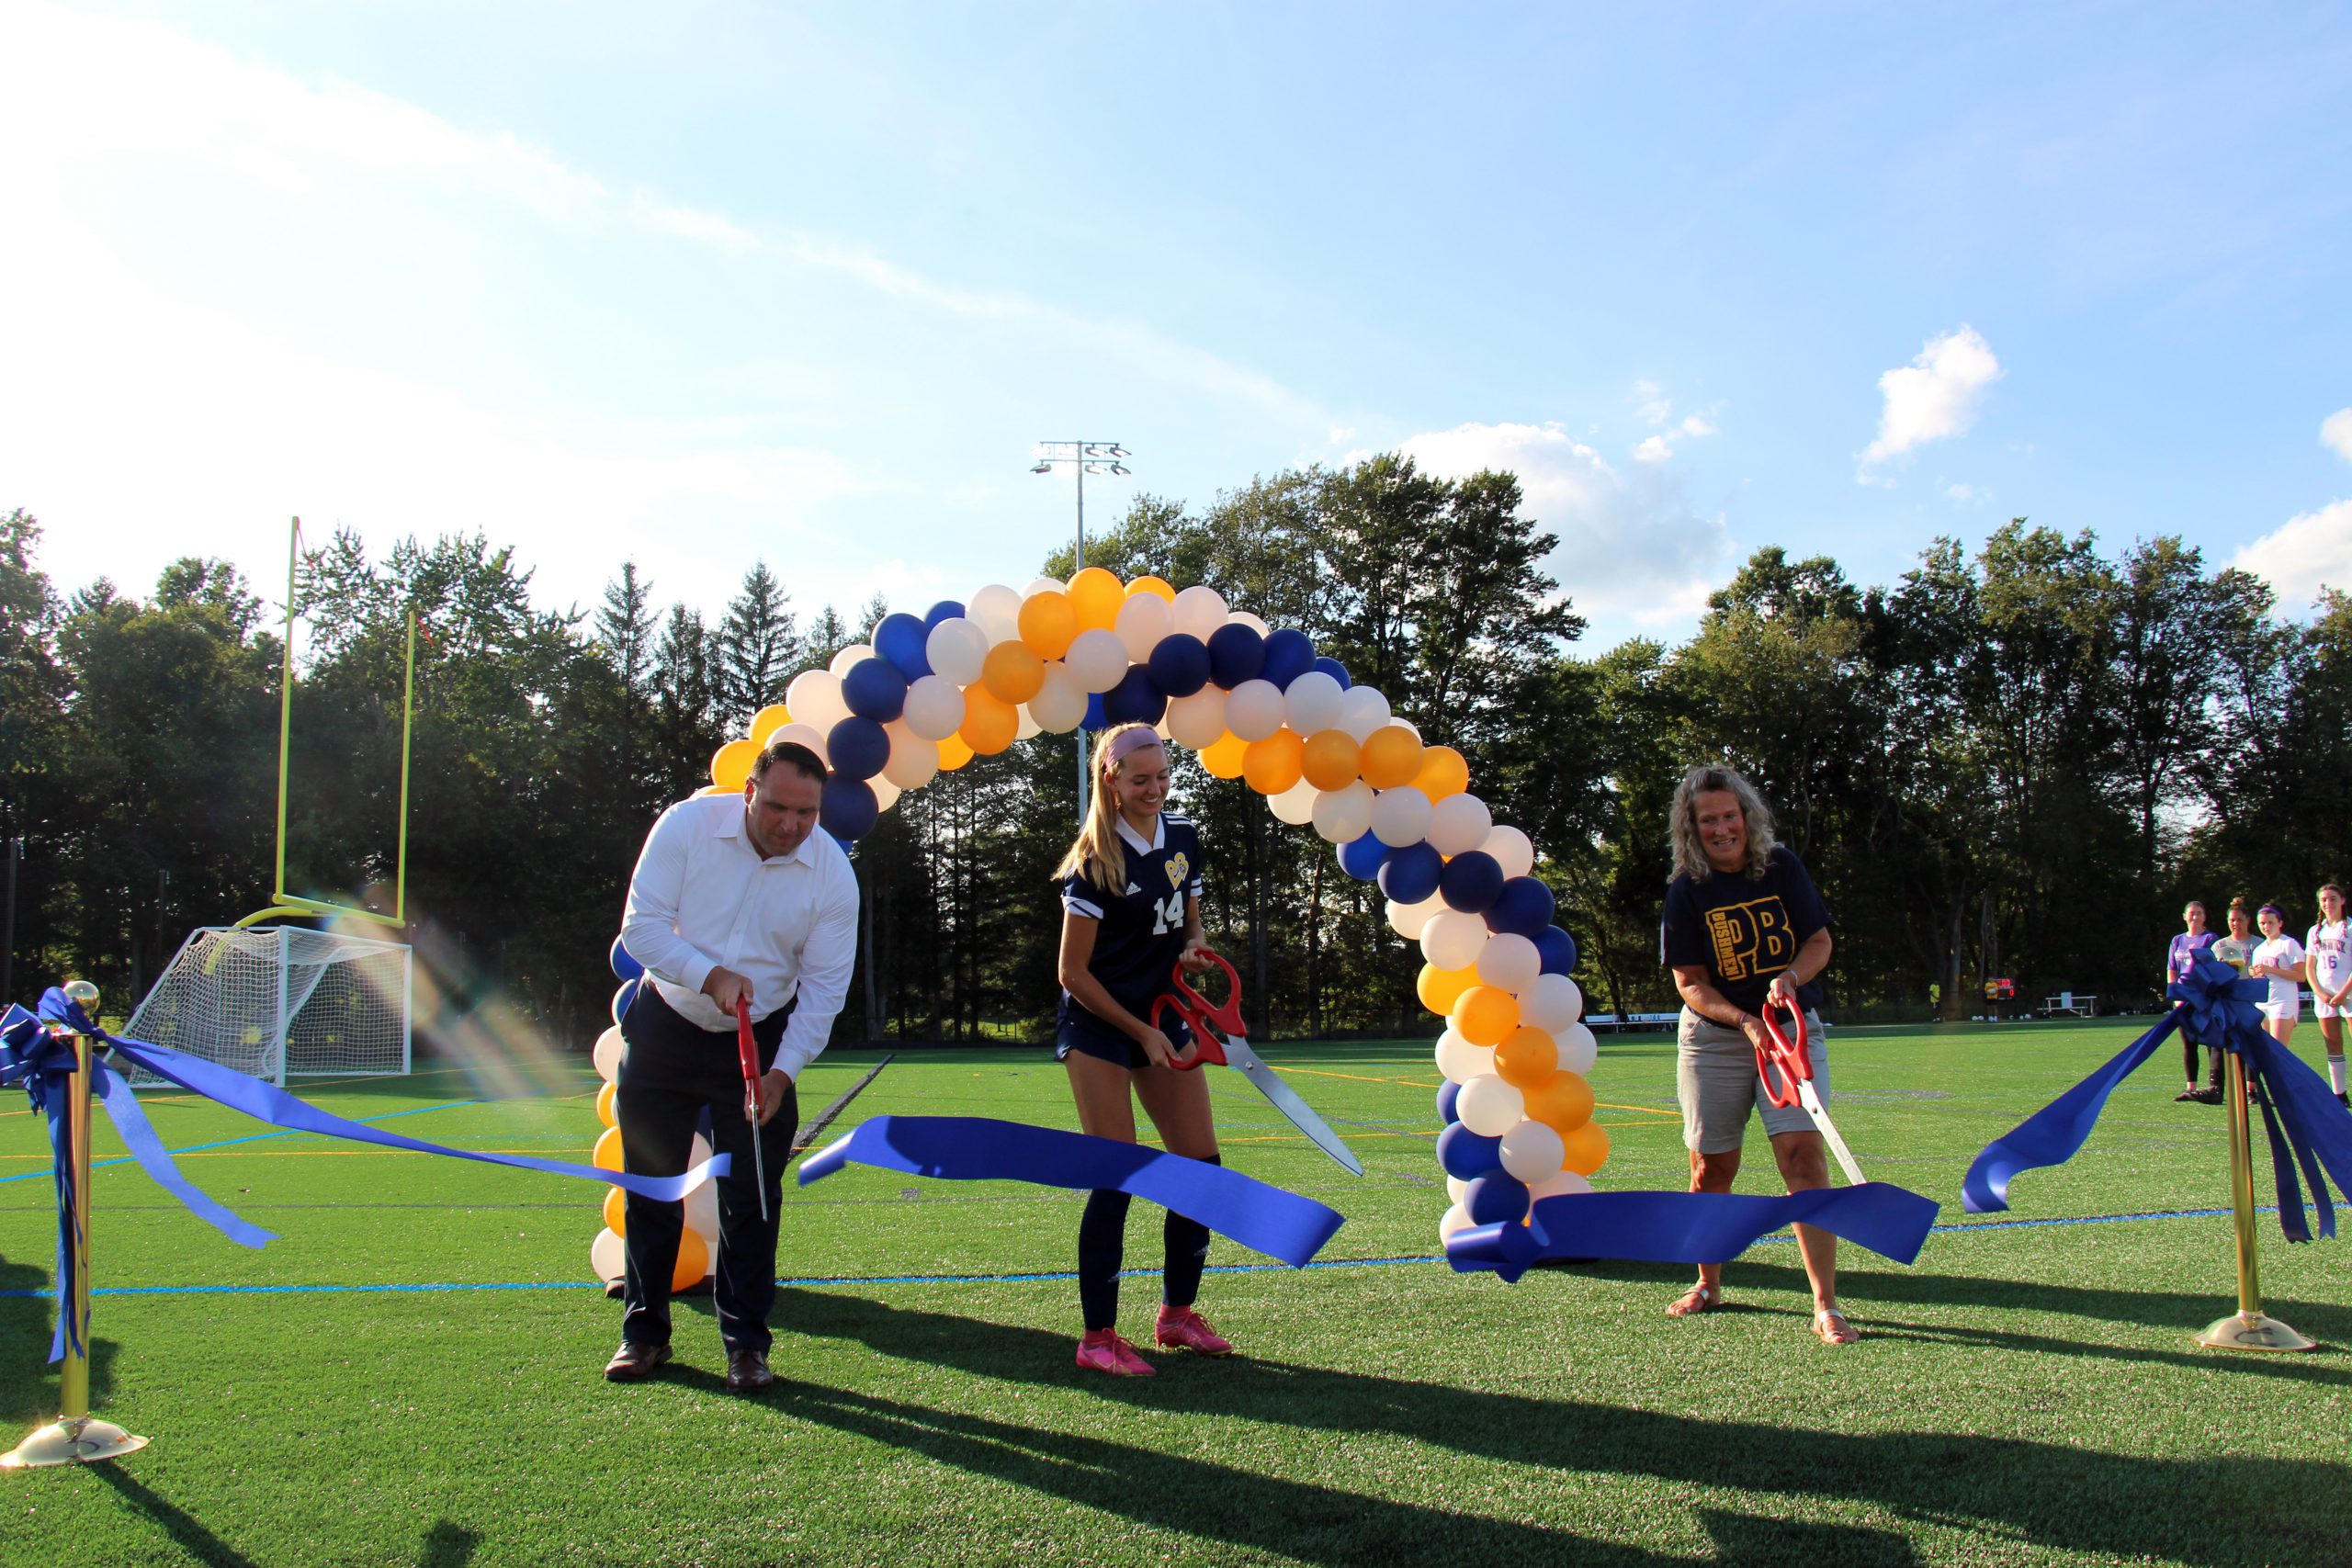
1360;725;1426;789
1451;984;1521;1047
1415;745;1470;802
959;688;1019;755
749;704;792;744
671;1226;709;1291
602;1184;627;1236
1418;963;1478;1016
1018;591;1080;660
1523;1069;1596;1135
981;640;1046;705
1560;1117;1611;1177
695;783;735;797
592;1126;624;1173
595;1080;617;1129
936;732;976;771
1125;575;1176;603
1067;567;1126;632
1300;728;1363;792
710;738;761;792
1493;1026;1559;1088
1242;728;1305;795
1200;731;1250;779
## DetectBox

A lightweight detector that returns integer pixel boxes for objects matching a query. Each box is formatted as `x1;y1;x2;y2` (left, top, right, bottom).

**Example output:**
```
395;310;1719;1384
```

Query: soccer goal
123;926;412;1086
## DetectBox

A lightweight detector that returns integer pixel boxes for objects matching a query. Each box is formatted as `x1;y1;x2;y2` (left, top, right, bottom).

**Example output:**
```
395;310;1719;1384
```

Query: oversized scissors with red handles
1755;1001;1864;1186
1150;949;1363;1176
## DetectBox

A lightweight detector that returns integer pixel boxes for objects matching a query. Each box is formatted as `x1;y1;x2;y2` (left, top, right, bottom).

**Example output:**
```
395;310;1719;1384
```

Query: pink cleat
1075;1328;1156;1377
1154;1304;1234;1357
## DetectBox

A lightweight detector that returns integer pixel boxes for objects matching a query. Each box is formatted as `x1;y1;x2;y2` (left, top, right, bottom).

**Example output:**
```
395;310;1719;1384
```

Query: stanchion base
1;1416;150;1469
2193;1311;2318;1352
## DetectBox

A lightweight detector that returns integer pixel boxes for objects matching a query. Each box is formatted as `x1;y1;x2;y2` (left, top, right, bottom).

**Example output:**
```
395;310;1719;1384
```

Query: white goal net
124;926;412;1085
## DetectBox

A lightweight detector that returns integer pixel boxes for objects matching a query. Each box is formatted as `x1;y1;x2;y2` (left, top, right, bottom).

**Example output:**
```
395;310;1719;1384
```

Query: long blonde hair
1668;763;1780;883
1057;725;1166;895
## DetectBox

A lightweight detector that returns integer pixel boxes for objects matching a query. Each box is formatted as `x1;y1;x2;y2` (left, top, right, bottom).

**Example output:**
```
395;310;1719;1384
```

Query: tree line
4;461;2346;1054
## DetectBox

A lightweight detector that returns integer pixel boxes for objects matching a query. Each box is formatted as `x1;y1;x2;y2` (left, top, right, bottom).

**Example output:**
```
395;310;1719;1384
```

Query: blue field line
0;1202;2275;1301
0;1099;482;1185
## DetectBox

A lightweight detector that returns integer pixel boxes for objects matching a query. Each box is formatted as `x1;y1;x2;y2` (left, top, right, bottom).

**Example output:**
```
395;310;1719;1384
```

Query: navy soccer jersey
1061;812;1204;1025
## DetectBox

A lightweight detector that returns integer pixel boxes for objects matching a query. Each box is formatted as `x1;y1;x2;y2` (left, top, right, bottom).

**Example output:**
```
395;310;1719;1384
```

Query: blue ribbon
1445;1183;1942;1283
798;1114;1345;1268
1963;959;2352;1241
2;987;730;1361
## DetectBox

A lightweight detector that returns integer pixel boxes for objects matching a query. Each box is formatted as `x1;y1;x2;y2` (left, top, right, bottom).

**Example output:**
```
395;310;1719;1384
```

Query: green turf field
0;1018;2346;1565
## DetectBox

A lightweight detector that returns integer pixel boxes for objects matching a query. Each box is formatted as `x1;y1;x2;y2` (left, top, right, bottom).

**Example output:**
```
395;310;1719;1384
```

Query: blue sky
5;0;2348;654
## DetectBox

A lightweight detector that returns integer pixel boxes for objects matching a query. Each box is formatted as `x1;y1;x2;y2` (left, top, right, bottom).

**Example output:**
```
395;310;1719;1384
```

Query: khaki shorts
1678;1007;1829;1155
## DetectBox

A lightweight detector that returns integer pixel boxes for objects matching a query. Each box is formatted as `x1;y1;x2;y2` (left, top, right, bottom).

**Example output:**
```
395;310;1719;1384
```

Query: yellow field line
1262;1064;1438;1088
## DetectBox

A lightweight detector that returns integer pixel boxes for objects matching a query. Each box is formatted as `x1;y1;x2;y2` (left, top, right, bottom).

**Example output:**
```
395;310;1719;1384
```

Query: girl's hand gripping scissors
1756;1001;1865;1186
1151;950;1363;1176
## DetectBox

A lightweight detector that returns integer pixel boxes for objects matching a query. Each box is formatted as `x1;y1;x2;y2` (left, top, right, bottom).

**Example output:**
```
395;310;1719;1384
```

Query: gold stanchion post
2193;1050;2316;1352
4;980;150;1467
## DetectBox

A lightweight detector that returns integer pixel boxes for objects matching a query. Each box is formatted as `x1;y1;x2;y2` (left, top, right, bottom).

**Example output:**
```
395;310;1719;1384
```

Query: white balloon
1438;1202;1476;1243
900;675;965;741
1527;1168;1594;1202
1482;824;1536;880
1166;688;1227;750
1065;627;1130;694
1170;584;1227;641
1555;1021;1599;1077
1521;974;1584;1034
1498;1119;1568;1184
1014;705;1042;740
1428;793;1494;857
967;584;1023;643
1456;1073;1525;1137
1476;932;1542;994
1445;1175;1471;1206
593;1026;623;1084
881;722;939;789
1420;908;1489;972
1386;893;1445;941
828;642;875;678
1337;684;1392;741
1226;610;1270;637
1310;780;1374;843
1224;679;1286;741
772;721;830;768
590;1227;625;1284
1393;717;1422;741
786;670;850;734
1270;779;1319;826
1433;1029;1495;1085
1114;592;1174;664
1023;576;1067;599
924;618;989;686
1371;785;1433;848
1029;663;1087;732
1283;670;1345;735
869;775;902;812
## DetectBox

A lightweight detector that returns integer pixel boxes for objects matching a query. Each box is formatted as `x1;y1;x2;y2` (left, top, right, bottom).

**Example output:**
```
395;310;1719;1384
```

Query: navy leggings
1078;1159;1216;1332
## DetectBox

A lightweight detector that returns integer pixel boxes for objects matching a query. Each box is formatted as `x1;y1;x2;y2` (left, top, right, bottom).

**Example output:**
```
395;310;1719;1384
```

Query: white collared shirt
620;793;860;1080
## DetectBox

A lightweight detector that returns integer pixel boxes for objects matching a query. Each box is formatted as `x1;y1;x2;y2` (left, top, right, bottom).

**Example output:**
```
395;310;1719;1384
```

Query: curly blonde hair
1668;764;1779;883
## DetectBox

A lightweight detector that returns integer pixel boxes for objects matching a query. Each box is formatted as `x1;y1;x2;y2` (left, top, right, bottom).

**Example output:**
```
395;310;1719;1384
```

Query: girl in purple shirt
2166;900;2220;1103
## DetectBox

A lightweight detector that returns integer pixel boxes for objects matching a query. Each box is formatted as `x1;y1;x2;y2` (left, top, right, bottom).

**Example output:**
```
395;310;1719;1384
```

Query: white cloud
2233;499;2352;604
1633;435;1674;464
1860;325;2004;469
1944;481;1978;503
1634;380;1674;426
2324;408;2352;465
1678;414;1717;439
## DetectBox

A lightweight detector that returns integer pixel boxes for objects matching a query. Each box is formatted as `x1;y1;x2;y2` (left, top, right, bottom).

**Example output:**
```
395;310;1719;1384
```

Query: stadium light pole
1031;441;1131;822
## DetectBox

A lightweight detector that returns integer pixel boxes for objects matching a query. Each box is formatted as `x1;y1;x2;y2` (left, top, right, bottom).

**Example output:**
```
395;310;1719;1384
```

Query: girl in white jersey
2305;883;2352;1105
2249;904;2306;1046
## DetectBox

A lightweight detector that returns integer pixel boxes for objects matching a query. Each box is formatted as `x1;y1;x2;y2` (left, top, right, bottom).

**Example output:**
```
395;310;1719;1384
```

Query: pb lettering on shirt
1661;846;1832;1017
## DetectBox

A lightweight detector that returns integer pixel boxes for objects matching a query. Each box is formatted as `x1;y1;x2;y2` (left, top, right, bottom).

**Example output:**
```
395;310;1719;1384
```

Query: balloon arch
684;568;1604;1245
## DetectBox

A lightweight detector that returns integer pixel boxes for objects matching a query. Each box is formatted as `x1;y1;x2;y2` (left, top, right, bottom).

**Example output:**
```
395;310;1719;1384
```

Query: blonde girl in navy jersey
1055;723;1230;1376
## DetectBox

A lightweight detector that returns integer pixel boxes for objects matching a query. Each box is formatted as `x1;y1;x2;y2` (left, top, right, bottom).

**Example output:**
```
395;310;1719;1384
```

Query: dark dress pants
616;986;799;1354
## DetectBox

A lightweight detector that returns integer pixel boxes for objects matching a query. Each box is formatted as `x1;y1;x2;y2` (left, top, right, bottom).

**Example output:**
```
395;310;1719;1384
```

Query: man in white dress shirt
606;739;859;1391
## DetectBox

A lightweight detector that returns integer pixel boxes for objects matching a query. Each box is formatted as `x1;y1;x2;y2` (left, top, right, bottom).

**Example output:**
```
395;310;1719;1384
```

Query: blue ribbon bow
1445;1183;1942;1282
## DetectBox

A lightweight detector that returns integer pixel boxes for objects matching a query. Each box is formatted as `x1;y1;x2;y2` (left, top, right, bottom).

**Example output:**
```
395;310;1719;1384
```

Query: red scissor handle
1754;1000;1812;1110
1148;948;1241;1071
734;996;763;1122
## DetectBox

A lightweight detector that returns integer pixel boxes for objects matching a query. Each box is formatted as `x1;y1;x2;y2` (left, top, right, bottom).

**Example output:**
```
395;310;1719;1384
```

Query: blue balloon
922;600;965;630
609;934;642;983
1102;665;1167;727
1260;627;1317;689
1536;925;1578;976
826;716;890;782
820;775;878;840
1437;1122;1503;1181
1436;1079;1462;1124
1339;830;1392;883
1205;623;1266;689
874;613;932;681
1313;655;1351;690
1487;875;1558;937
841;657;908;722
1438;849;1505;914
1375;840;1442;902
611;978;639;1026
1082;692;1109;731
1464;1172;1531;1225
1148;632;1212;699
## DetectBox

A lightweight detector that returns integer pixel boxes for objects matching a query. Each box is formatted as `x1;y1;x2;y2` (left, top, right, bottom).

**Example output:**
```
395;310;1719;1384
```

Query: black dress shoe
604;1342;673;1382
725;1348;775;1393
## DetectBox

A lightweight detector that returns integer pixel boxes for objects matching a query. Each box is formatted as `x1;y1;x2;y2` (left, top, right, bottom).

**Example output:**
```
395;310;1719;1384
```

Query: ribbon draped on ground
1445;1183;1942;1282
799;1114;1345;1268
1963;959;2352;1241
1;987;729;1360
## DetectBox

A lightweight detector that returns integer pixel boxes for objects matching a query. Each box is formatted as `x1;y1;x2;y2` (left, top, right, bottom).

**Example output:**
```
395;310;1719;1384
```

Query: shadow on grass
0;1257;121;1427
418;1519;481;1565
776;1288;2351;1566
91;1465;258;1567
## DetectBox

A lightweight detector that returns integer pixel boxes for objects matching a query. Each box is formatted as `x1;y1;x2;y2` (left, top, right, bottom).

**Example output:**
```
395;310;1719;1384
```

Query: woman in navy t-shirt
1055;722;1228;1376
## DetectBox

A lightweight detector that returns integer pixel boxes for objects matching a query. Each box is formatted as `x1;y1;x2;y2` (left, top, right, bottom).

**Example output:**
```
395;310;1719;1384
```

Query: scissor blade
1222;1039;1363;1175
1796;1080;1865;1187
750;1109;770;1220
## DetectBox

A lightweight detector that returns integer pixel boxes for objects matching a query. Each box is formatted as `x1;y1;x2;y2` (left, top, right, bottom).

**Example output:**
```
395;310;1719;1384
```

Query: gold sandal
1813;1307;1859;1345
